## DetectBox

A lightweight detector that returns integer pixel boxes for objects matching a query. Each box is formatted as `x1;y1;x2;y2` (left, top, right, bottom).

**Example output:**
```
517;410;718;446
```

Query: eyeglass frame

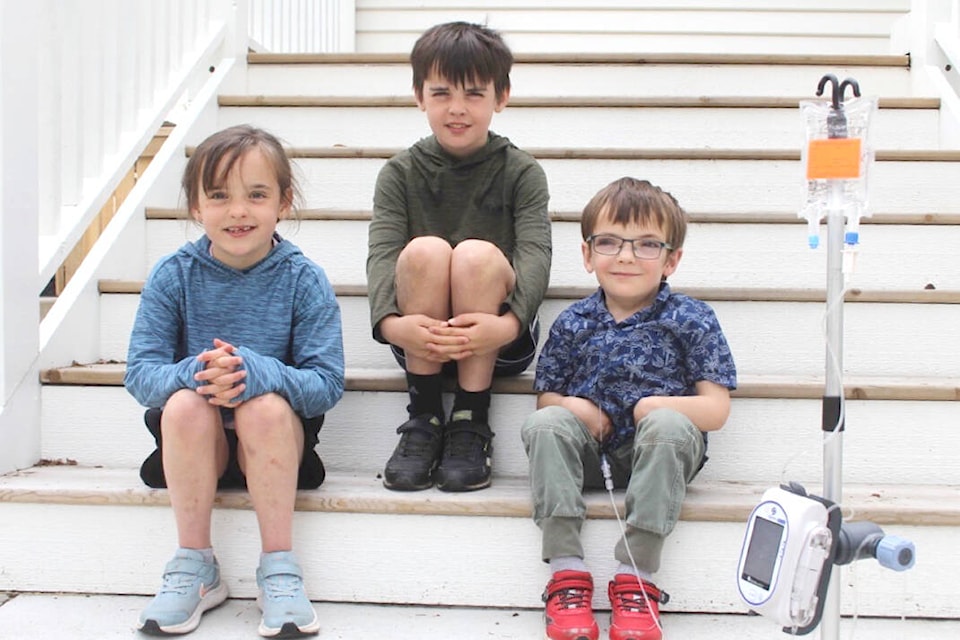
585;233;674;260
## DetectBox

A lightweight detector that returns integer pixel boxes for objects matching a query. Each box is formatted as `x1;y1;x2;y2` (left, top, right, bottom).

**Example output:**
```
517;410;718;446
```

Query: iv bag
799;96;878;247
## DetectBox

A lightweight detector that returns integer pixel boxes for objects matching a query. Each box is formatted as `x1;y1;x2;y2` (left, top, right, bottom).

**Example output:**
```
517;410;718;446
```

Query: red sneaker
542;570;600;640
607;574;669;640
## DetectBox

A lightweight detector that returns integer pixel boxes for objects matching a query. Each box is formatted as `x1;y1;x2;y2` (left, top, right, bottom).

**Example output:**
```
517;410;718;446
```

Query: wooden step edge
146;207;960;226
2;465;955;527
186;147;960;162
247;52;911;68
218;95;939;110
98;280;960;305
38;364;960;402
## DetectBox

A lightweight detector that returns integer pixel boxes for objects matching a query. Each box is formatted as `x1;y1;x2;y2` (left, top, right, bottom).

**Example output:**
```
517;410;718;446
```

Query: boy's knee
635;407;699;446
398;236;452;268
451;239;507;277
521;405;579;445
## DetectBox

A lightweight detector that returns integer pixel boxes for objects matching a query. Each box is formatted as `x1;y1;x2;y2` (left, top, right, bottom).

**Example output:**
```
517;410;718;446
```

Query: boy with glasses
521;177;737;640
367;22;551;492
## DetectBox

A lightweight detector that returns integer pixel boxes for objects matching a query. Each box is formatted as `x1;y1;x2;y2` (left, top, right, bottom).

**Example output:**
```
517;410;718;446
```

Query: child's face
581;215;682;321
416;71;509;158
191;147;290;270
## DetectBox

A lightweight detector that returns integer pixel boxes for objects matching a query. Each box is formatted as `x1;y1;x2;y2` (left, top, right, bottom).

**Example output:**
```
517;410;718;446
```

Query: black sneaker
383;414;444;491
435;411;494;492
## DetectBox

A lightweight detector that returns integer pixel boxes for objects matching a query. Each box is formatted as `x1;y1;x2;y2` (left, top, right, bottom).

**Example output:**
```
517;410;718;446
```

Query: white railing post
0;0;42;473
248;0;355;52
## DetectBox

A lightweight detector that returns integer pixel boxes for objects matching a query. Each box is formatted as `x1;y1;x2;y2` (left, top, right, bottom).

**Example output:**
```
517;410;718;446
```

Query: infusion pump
736;485;837;633
736;483;914;635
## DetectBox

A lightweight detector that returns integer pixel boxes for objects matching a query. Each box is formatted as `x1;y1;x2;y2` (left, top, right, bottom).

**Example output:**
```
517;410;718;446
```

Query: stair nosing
217;96;940;109
145;207;960;226
246;52;912;68
3;466;955;527
96;280;960;305
38;364;960;402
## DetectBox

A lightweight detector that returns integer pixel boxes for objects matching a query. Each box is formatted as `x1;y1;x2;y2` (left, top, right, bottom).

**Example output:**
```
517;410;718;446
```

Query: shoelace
158;571;198;596
261;573;303;600
611;587;651;613
553;586;592;610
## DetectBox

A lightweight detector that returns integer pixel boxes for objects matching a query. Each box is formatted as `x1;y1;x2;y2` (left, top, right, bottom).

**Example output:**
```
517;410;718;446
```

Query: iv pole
815;73;860;640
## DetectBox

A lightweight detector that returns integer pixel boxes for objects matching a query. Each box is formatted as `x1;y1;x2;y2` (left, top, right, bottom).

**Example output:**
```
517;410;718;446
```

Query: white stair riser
100;294;960;377
0;502;949;617
277;158;960;215
144;219;960;292
244;64;922;98
40;385;960;486
218;105;944;151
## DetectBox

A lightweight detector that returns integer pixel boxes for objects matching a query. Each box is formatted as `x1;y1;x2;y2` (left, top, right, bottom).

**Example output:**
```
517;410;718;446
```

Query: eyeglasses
586;234;673;260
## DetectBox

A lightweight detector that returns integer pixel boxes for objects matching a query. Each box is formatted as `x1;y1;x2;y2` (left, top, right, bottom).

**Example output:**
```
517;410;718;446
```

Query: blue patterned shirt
534;283;737;450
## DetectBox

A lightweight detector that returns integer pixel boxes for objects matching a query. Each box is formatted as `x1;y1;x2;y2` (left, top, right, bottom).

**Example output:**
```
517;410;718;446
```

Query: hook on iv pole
816;74;861;110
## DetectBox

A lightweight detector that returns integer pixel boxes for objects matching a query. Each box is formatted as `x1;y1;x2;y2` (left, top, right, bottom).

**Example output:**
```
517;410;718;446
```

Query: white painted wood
286;156;960;214
4;594;959;640
0;1;42;474
142;218;960;292
0;493;954;616
39;384;960;486
97;291;960;377
217;104;946;150
352;1;909;55
248;0;356;53
243;63;923;98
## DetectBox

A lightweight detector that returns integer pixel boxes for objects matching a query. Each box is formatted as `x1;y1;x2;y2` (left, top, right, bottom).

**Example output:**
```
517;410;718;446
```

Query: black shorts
390;313;540;377
139;407;325;490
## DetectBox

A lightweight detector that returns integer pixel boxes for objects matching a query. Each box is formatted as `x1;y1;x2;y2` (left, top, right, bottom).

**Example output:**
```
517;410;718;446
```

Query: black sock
451;388;491;424
406;372;444;422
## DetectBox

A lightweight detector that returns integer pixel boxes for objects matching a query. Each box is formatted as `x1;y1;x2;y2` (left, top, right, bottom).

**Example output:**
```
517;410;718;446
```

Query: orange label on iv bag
806;138;862;180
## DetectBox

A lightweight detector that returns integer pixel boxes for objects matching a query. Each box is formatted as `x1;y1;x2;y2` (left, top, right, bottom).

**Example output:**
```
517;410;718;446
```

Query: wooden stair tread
38;363;960;401
218;95;939;109
247;52;912;67
2;465;956;526
186;145;960;162
96;279;960;305
145;207;960;225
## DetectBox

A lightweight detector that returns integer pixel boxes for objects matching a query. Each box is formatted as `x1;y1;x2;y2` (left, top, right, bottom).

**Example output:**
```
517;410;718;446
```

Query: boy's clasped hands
384;311;521;363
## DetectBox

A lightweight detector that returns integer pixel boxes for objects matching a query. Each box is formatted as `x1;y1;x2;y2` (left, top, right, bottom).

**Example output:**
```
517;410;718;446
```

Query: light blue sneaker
256;551;319;637
137;548;229;635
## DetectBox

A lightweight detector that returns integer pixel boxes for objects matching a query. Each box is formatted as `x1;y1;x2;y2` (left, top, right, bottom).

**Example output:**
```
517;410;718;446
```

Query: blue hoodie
125;234;344;418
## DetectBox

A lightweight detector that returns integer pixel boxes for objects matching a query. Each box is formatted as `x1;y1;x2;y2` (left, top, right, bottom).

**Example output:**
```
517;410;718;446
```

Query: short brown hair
580;177;688;250
411;22;513;102
183;125;300;214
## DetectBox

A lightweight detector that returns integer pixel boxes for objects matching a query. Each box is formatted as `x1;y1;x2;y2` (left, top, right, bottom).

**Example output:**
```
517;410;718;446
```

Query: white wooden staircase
2;2;959;638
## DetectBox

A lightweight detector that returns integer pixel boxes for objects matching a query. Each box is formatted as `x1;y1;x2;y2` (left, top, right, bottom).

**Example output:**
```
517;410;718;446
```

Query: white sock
549;556;588;574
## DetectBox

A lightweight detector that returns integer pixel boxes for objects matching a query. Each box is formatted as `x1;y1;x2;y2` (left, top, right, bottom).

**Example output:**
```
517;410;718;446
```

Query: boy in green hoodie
367;21;551;492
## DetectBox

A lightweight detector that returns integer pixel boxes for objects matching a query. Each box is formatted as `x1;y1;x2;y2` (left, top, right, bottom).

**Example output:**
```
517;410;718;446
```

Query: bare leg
235;393;303;552
161;389;229;549
450;239;516;391
395;236;453;375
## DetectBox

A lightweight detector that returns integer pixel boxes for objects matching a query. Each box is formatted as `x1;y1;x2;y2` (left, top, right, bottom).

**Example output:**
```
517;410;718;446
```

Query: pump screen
742;516;784;591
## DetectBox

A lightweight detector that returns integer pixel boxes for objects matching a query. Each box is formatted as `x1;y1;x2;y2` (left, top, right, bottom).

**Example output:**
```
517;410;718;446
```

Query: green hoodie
367;132;551;341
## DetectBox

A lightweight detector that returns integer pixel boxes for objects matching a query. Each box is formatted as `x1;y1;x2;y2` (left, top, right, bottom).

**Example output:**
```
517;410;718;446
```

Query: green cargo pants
521;404;705;573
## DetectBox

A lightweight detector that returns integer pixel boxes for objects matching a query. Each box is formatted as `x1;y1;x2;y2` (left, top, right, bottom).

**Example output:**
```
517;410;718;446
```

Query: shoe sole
435;473;492;492
382;475;434;491
137;582;229;635
258;610;320;638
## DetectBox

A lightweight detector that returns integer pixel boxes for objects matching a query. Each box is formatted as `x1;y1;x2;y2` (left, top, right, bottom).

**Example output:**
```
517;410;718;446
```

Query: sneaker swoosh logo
199;583;211;598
